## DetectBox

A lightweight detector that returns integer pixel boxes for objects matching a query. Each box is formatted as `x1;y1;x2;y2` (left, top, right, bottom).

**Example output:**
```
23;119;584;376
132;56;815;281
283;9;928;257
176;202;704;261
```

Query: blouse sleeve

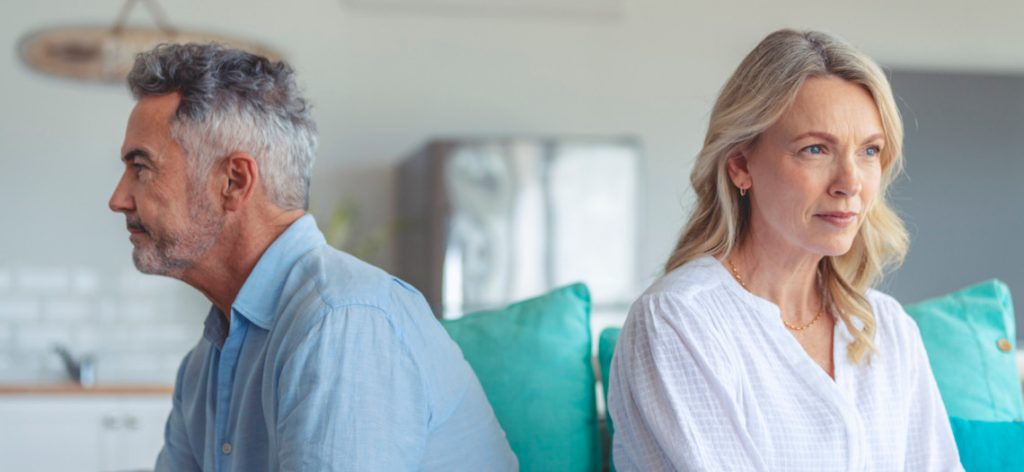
607;293;768;472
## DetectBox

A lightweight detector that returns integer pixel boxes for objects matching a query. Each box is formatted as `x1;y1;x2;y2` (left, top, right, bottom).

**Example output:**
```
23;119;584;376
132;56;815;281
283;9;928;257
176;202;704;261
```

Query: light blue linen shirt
155;215;517;471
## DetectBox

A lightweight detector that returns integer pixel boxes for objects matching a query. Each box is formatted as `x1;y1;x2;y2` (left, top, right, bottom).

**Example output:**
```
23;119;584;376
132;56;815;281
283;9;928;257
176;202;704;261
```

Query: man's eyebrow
122;148;153;163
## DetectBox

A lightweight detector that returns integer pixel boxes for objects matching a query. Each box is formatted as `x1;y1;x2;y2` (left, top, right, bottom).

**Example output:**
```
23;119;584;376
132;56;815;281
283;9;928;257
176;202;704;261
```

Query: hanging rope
111;0;178;36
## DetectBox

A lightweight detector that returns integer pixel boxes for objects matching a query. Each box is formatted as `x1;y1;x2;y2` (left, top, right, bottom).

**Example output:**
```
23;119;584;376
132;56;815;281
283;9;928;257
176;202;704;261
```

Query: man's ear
220;152;259;211
725;145;752;191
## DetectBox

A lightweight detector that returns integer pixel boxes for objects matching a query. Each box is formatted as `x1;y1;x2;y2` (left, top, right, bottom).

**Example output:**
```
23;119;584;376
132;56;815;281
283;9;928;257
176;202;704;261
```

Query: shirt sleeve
901;314;965;471
155;352;201;472
273;304;429;471
607;293;768;472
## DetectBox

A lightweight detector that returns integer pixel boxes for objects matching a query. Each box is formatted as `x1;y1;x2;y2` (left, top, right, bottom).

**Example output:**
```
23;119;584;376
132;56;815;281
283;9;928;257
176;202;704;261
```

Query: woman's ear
726;146;752;192
220;152;259;211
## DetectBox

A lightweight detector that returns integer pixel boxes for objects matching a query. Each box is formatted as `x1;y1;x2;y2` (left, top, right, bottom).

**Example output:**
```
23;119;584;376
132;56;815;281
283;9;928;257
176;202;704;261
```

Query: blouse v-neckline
703;255;868;470
703;255;845;387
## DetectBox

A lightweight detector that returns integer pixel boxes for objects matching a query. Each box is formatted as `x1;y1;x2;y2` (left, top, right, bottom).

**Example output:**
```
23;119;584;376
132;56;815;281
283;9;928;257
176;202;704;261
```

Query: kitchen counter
0;383;172;395
0;386;172;470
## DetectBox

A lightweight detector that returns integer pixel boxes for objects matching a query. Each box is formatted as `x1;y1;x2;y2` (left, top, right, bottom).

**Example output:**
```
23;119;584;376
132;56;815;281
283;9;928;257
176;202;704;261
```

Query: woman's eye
802;144;825;155
865;145;881;157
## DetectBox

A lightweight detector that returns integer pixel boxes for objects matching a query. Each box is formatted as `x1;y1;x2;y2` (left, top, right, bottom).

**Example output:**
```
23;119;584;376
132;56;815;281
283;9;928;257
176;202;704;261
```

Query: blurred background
1;0;1022;469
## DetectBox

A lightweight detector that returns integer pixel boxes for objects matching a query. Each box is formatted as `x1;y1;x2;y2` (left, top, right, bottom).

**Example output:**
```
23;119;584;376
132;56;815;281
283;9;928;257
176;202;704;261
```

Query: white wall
2;0;1023;381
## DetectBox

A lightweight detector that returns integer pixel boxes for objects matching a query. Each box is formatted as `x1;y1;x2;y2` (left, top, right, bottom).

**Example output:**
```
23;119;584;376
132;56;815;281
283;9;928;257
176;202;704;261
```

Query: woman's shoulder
865;288;900;316
645;255;732;300
620;257;752;374
865;289;911;322
629;255;748;329
865;288;923;348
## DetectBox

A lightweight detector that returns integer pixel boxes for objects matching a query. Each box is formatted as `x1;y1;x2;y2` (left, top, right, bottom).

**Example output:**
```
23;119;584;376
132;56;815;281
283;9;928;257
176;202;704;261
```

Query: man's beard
131;189;223;278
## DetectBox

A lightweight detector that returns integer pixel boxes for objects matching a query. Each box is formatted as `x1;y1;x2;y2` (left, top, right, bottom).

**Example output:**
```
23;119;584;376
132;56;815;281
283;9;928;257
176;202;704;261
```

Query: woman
607;29;962;471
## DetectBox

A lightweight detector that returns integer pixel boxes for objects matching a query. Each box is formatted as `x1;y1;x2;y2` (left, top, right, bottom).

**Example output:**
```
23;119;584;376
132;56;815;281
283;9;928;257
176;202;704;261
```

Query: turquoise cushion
442;283;599;472
905;279;1023;422
598;327;622;471
949;417;1024;471
598;327;621;430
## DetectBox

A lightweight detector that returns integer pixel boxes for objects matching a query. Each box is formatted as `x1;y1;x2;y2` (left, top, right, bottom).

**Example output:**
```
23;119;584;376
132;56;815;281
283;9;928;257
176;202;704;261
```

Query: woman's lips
816;212;857;227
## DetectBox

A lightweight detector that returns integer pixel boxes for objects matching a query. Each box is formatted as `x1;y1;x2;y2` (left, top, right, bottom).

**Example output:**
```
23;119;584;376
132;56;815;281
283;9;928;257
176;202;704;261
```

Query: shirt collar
203;304;230;349
230;214;325;330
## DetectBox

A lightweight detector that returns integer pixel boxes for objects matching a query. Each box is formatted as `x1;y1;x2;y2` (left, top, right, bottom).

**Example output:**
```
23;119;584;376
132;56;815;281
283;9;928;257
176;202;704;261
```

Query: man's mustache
126;218;147;233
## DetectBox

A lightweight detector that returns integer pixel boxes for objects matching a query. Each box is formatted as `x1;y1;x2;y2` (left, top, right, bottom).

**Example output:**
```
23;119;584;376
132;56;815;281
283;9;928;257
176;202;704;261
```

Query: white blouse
608;256;963;471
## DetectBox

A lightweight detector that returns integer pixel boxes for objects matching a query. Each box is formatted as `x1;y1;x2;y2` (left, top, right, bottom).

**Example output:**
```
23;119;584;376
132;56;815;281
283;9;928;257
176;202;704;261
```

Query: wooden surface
0;384;172;395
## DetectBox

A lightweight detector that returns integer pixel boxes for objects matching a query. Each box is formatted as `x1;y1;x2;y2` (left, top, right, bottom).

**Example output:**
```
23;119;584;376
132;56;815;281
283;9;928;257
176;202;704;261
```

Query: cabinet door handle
101;415;118;430
123;415;139;430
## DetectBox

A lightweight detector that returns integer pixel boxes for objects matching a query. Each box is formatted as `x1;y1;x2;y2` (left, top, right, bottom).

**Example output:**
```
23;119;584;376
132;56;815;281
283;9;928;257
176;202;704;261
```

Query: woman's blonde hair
665;29;909;363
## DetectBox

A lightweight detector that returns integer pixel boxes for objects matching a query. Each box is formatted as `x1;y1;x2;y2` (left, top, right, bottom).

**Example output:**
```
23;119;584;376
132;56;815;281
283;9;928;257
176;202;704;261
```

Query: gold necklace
727;258;823;331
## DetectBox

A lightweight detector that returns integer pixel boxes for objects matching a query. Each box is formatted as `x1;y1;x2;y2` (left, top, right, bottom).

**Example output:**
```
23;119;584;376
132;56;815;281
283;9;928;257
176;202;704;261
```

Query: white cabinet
0;393;171;472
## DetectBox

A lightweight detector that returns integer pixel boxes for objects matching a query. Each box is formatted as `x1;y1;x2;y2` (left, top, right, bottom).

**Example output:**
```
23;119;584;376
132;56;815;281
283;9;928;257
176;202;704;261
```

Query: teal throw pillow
442;283;599;472
598;327;621;471
948;416;1024;471
905;279;1023;422
598;327;622;431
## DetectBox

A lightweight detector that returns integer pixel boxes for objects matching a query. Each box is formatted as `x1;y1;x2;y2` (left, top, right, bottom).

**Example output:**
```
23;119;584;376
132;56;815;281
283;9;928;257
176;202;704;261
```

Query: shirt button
222;442;233;455
997;338;1013;353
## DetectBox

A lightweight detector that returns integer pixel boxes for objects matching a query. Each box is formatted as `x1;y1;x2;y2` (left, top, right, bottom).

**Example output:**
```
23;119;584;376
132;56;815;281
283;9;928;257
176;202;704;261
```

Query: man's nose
108;174;135;213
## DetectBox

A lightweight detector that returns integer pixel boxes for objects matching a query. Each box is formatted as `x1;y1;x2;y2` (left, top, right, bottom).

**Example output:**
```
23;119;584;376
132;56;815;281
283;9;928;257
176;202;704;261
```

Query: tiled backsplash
0;266;207;385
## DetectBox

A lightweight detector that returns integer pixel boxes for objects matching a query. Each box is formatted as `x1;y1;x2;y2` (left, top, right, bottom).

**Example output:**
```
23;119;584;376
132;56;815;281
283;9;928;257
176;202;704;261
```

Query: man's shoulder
289;245;409;306
274;244;432;331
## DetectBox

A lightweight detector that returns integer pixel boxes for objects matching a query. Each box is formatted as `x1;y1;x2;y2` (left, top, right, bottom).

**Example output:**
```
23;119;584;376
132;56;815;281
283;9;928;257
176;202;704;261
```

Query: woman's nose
829;153;862;198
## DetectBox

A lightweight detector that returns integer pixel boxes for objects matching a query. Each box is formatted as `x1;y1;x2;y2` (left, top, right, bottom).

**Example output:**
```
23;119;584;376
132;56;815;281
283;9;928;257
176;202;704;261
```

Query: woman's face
729;76;885;258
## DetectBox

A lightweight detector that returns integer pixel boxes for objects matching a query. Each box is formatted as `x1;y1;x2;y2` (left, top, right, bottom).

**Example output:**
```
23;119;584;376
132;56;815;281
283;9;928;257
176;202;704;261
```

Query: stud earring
739;187;747;197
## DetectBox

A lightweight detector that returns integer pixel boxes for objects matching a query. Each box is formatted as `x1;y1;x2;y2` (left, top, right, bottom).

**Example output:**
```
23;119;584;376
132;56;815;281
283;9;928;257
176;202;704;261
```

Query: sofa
441;280;1023;472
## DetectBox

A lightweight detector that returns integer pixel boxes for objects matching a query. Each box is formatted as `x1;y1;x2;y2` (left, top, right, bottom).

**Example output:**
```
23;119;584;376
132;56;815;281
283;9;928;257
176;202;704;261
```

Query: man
109;43;517;471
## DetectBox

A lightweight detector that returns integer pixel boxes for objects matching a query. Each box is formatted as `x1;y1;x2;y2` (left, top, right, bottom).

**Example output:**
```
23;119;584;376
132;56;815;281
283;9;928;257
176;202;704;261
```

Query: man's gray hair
127;43;318;210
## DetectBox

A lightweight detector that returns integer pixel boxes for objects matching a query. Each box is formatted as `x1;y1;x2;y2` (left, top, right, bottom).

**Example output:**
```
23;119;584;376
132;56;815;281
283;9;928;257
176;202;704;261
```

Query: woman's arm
607;293;767;472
